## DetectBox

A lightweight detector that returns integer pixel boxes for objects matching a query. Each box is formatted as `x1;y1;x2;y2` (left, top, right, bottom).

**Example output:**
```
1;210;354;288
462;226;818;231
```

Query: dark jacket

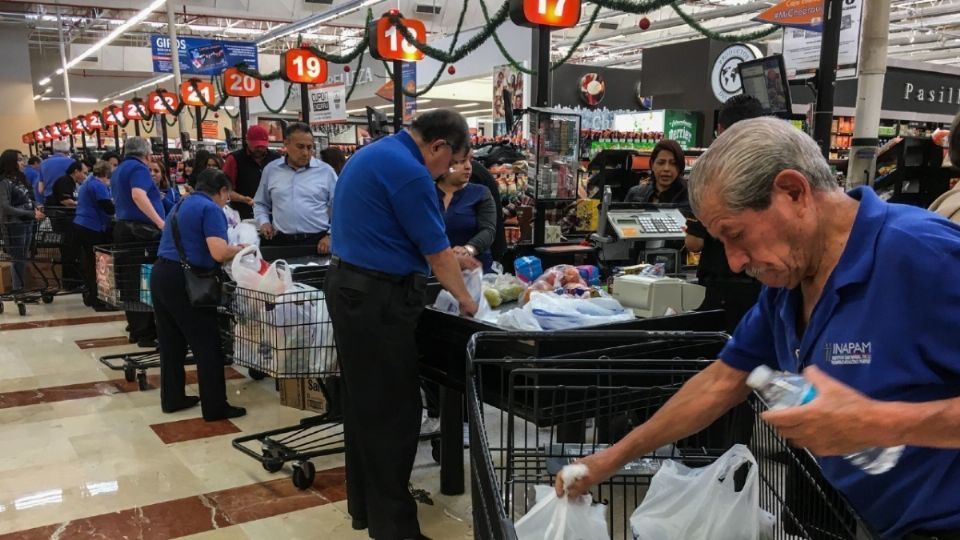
225;148;281;219
625;178;689;205
468;159;507;260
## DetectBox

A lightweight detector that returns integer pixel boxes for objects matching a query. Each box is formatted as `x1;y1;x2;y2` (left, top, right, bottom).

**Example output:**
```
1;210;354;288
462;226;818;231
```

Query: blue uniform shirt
73;177;112;232
158;192;227;270
112;157;165;224
24;167;41;201
439;182;494;272
40;155;74;199
161;185;180;214
253;157;337;234
331;130;449;276
720;187;960;538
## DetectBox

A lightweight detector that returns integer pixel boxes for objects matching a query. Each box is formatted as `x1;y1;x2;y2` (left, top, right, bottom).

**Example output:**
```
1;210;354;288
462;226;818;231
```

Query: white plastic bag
630;444;767;540
526;292;633;331
229;222;260;247
433;267;491;320
259;259;293;295
230;245;266;288
515;464;610;540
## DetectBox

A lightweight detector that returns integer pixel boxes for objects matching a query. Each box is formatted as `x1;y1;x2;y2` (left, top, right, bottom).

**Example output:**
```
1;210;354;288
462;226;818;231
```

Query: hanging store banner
151;35;258;76
782;0;863;80
754;0;824;32
402;62;417;122
307;83;347;125
493;64;525;136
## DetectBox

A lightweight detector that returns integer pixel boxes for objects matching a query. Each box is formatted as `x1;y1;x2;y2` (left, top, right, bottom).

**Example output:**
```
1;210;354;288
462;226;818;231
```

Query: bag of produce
521;264;592;305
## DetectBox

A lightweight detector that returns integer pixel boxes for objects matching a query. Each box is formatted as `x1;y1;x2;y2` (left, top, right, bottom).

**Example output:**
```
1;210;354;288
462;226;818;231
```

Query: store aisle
0;295;473;539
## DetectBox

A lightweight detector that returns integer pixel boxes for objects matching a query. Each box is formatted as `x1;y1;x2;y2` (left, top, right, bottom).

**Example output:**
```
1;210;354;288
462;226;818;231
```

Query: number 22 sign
370;15;426;62
509;0;580;28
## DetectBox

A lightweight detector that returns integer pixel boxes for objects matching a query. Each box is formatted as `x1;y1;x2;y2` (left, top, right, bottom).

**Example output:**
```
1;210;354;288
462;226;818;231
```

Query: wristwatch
465;244;477;257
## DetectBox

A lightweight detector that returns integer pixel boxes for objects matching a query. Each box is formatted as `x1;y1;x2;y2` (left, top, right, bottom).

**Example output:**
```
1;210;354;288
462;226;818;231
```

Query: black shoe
351;518;368;531
137;338;158;348
92;303;118;312
162;396;200;413
204;405;246;422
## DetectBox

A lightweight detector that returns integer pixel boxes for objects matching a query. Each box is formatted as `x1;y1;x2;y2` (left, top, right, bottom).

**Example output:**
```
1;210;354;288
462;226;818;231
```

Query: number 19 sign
509;0;580;27
281;49;328;84
370;14;426;62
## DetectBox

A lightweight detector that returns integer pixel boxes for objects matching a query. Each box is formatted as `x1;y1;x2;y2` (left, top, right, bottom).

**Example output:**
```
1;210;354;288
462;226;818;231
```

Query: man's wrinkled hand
260;223;274;239
454;251;480;270
554;449;620;498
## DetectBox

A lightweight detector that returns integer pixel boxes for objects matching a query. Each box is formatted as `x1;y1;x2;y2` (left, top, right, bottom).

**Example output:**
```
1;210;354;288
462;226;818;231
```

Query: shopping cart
94;242;162;390
226;267;344;490
36;206;83;295
466;330;875;540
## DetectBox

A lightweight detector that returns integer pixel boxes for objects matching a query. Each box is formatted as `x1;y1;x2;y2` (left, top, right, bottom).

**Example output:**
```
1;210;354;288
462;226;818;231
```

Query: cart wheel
41;293;54;304
249;368;267;380
136;371;148;391
17;303;27;316
292;461;316;490
262;458;284;473
124;367;136;383
431;439;441;464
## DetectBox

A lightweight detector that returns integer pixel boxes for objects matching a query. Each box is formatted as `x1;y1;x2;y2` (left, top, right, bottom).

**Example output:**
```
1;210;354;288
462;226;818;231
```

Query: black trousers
74;224;110;308
150;259;230;419
325;264;426;540
114;220;159;341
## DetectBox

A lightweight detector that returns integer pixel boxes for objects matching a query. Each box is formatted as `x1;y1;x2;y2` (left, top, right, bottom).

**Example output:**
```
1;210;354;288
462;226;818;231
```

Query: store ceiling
8;0;960;108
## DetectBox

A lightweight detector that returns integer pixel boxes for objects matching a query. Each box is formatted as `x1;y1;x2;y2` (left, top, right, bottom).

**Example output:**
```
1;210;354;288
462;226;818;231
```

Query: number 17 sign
510;0;580;28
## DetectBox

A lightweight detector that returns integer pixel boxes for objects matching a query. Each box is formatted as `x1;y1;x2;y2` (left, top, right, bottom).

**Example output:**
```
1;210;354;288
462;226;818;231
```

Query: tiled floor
0;294;474;539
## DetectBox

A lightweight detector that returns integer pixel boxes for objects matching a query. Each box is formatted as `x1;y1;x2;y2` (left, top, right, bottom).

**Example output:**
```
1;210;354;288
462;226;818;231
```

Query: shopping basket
466;330;875;540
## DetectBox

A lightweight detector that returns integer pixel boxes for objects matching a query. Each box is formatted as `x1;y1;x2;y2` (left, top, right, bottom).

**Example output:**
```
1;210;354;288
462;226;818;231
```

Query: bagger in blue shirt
720;187;960;538
331;130;449;276
40;155;74;200
253;157;336;235
157;192;227;271
112;157;165;224
73;177;113;232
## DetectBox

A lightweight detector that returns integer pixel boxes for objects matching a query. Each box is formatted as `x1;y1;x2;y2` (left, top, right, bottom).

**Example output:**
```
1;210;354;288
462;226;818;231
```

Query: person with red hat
222;124;280;220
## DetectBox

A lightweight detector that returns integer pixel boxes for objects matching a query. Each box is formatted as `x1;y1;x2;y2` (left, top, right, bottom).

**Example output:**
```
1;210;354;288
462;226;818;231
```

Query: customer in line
624;139;688;205
254;122;337;255
187;149;216;189
436;149;497;273
559;117;960;539
0;150;43;292
73;160;115;311
149;159;180;213
327;109;479;540
112;137;165;348
222;125;280;220
151;168;246;421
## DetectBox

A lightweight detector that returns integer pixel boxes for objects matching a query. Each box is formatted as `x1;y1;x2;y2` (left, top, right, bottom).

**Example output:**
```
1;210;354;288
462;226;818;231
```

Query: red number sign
35;130;46;142
122;100;143;121
371;16;426;61
85;112;103;132
509;0;580;28
22;133;32;144
60;122;72;135
49;125;61;139
147;91;179;114
102;107;123;126
180;81;215;107
281;49;328;84
73;117;86;133
223;67;261;97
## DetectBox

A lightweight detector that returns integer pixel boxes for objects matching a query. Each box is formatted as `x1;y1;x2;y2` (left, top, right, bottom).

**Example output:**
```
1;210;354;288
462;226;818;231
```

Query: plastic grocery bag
433;267;492;320
228;222;260;247
526;292;633;331
515;464;610;540
630;444;766;540
228;245;293;295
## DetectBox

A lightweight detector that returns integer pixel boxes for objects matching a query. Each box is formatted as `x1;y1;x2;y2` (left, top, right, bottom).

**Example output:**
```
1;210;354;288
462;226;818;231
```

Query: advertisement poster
151;35;258;76
754;0;824;32
402;62;417;122
308;83;347;125
781;0;863;80
493;64;524;136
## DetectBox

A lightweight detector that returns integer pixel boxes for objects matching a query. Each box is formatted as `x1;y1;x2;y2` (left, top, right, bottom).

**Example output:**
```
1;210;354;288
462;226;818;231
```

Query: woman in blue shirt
73;160;115;311
151;168;246;421
149;159;179;213
436;150;497;272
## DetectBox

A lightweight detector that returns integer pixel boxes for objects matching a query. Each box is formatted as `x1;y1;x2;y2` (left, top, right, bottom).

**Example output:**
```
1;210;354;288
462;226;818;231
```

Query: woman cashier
436;150;497;272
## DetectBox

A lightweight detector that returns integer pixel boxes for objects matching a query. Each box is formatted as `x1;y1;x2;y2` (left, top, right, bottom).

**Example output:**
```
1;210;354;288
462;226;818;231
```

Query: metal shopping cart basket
94;241;162;390
466;330;875;540
226;266;344;490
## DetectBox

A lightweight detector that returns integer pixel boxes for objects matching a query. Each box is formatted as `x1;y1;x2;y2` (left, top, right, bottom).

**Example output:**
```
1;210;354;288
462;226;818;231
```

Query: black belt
274;231;327;242
330;255;419;285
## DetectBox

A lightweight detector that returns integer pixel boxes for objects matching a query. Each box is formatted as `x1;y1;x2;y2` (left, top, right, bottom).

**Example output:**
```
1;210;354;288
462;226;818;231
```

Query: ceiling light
417;107;437;113
460;109;491;115
38;77;51;86
70;97;99;103
104;74;174;101
55;68;64;75
44;87;53;94
257;0;386;46
66;0;167;71
346;108;366;114
113;100;123;104
454;102;480;108
33;94;42;101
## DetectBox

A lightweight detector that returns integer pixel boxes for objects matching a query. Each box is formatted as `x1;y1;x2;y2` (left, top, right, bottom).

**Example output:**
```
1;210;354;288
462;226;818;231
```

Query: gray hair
688;117;837;215
52;139;70;153
123;137;151;158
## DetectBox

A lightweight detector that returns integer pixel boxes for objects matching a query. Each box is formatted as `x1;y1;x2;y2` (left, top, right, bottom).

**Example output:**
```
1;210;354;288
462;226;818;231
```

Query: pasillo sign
180;81;215;107
754;0;823;32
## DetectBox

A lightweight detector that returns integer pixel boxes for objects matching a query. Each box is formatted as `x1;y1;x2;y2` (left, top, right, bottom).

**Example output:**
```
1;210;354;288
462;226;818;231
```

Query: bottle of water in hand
747;365;904;475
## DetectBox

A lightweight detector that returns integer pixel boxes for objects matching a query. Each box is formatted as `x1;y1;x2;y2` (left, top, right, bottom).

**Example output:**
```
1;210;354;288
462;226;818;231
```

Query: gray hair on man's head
688;117;837;215
52;139;70;153
123;137;151;158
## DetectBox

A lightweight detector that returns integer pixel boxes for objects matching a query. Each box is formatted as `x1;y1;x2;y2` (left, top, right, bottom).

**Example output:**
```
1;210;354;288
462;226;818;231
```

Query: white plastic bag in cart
630;444;773;540
433;267;492;321
229;245;293;295
515;464;610;540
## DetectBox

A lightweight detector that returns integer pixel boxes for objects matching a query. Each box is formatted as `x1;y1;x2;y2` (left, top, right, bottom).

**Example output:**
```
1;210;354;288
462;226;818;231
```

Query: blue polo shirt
24;167;41;200
721;187;960;538
73;177;112;232
158;193;227;270
331;130;449;276
112;157;165;224
161;185;180;213
40;155;74;199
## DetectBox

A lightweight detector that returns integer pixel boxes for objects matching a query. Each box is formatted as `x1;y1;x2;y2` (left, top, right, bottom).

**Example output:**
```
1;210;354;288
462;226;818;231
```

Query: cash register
612;274;705;318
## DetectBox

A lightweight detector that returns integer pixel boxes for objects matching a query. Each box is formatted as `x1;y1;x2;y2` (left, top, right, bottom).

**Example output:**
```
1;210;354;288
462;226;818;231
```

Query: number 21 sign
370;13;426;62
509;0;580;28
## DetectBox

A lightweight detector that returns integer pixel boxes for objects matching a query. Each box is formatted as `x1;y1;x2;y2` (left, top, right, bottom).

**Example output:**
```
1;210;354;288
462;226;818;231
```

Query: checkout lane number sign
710;43;761;103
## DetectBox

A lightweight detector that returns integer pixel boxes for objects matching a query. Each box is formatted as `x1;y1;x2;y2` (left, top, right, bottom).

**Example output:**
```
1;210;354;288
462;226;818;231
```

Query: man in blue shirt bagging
254;122;337;256
38;140;74;205
560;118;960;539
327;109;480;540
112;137;166;347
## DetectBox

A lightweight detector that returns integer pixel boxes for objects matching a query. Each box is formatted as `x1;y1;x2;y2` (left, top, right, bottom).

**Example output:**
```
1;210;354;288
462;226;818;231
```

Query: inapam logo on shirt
824;341;872;365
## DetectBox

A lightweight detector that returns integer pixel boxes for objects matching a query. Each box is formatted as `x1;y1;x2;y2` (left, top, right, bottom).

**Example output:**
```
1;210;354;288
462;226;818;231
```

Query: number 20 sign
281;49;328;84
370;15;426;62
223;67;261;97
509;0;580;28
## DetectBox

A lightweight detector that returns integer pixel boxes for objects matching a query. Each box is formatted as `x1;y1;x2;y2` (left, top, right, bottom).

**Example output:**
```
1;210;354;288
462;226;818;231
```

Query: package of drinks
514;256;543;284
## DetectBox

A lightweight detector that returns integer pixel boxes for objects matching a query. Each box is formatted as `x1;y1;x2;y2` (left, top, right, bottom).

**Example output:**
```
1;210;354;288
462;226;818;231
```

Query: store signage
782;0;862;80
509;0;581;28
35;130;46;142
281;49;329;84
49;125;61;139
307;83;347;125
901;82;960;106
150;35;258;76
223;67;261;98
60;122;72;135
22;133;32;144
102;106;123;126
754;0;823;32
710;43;760;102
85;112;103;132
147;91;179;114
664;110;699;150
370;15;427;62
123;100;144;121
73;117;86;133
493;64;525;136
402;62;417;121
578;72;606;107
180;81;215;107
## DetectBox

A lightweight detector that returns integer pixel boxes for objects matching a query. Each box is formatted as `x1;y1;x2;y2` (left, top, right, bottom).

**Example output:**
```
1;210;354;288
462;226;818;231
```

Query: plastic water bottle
746;365;904;475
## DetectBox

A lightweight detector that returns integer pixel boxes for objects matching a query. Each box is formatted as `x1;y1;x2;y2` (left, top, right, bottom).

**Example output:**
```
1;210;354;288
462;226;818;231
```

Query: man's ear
771;169;810;203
